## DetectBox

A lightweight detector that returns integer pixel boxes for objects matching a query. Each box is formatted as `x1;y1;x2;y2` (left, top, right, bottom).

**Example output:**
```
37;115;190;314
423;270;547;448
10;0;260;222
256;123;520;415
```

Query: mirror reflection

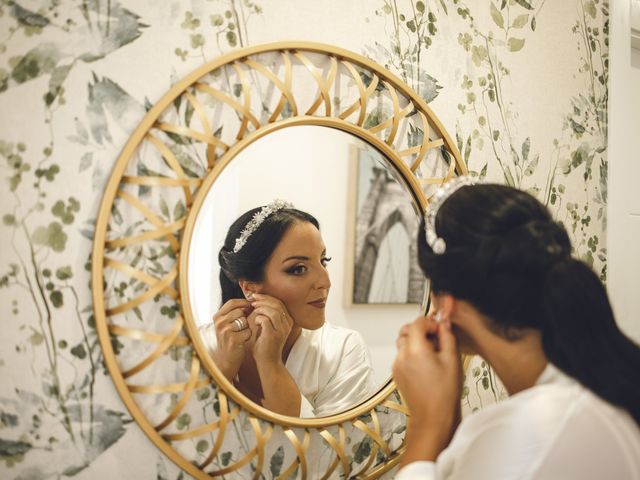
187;126;424;417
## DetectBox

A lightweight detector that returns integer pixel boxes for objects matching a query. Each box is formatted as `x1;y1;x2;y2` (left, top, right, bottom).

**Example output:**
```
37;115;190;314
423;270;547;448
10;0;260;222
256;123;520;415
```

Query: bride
199;200;375;417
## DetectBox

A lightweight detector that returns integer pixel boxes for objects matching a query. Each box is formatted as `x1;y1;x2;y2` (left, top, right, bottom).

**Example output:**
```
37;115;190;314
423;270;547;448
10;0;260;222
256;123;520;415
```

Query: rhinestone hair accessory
424;176;476;255
233;199;294;253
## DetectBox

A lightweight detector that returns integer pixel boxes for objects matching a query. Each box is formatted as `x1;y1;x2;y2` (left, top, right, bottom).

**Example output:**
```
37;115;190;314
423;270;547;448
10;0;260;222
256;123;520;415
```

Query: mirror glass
187;125;426;417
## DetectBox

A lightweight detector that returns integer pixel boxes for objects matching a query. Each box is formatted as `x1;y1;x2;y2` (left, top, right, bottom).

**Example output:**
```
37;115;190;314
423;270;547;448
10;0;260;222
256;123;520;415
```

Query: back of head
417;183;640;423
217;205;319;303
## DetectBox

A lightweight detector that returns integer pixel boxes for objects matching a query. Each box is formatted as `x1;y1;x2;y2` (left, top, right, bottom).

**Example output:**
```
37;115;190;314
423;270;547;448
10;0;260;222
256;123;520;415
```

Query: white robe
397;363;640;479
199;322;376;417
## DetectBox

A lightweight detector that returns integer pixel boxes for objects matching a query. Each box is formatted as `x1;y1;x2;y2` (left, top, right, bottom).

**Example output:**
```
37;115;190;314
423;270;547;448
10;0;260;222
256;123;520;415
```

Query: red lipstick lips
308;298;326;308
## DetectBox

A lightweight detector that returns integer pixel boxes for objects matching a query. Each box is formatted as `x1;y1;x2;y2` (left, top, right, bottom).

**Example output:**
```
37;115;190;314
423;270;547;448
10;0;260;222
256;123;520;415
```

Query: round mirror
186;125;425;417
93;42;465;478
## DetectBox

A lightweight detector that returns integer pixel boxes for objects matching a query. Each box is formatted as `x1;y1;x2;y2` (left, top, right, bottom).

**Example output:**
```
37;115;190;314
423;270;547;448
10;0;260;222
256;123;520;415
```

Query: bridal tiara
233;199;294;253
424;176;476;255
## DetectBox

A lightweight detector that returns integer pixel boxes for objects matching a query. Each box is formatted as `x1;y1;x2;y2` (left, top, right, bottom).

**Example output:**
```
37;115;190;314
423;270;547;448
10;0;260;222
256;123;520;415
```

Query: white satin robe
199;321;376;417
397;363;640;479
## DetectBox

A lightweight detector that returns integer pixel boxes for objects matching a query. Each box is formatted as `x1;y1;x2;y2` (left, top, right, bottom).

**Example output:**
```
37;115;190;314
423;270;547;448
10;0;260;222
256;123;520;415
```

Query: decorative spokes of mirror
92;42;467;479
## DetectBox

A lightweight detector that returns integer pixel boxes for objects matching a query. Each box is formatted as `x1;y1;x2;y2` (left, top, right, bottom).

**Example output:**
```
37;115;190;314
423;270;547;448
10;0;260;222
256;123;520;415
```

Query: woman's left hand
393;314;462;464
249;293;293;365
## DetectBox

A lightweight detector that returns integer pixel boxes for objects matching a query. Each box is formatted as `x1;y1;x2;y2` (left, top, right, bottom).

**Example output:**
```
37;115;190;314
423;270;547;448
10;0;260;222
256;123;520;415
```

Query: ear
431;292;455;323
238;280;261;299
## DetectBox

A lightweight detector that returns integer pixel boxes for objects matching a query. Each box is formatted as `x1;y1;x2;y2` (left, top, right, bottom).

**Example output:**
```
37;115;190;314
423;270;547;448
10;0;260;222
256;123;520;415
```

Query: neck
474;329;548;395
451;301;548;395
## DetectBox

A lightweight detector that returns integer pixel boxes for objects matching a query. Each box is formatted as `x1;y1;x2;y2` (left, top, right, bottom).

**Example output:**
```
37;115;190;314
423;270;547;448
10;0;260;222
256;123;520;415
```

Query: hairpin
233;199;294;253
424;176;476;255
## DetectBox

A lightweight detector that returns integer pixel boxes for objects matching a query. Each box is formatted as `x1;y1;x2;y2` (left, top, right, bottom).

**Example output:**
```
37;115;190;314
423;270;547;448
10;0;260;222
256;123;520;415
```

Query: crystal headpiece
233;199;294;253
424;176;476;255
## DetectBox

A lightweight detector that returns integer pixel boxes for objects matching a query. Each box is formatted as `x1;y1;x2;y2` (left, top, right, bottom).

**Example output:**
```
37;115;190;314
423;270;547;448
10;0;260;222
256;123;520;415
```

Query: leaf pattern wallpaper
0;0;607;478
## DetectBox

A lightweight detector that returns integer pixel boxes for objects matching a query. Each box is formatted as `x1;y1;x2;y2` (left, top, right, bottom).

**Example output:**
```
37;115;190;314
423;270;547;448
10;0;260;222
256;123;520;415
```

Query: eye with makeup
284;255;332;275
285;263;308;276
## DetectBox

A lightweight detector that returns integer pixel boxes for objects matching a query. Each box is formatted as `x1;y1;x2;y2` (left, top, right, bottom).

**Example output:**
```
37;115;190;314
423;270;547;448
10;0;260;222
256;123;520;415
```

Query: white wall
187;125;421;388
607;0;640;342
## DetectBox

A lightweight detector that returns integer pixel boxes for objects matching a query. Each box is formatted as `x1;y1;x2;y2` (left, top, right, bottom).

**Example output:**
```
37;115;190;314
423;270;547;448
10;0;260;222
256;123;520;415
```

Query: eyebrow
282;249;327;264
282;256;309;263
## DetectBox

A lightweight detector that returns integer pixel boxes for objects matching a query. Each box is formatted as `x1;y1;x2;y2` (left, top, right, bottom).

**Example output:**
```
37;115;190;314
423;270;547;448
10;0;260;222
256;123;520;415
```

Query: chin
296;312;325;330
306;319;325;330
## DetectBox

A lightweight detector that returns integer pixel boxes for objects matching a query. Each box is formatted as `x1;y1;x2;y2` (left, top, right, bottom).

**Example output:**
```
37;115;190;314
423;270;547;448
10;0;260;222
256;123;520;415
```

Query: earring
434;311;442;323
245;291;255;301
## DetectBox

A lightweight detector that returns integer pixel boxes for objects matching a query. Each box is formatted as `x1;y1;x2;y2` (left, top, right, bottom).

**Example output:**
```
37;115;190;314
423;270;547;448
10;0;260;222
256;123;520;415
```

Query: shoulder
459;374;600;436
306;324;371;378
442;372;640;478
316;323;368;352
528;383;640;477
447;378;588;459
317;322;364;342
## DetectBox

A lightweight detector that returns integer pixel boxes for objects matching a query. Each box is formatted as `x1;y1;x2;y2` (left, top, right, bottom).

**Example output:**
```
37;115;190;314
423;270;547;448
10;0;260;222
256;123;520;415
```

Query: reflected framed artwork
346;143;426;305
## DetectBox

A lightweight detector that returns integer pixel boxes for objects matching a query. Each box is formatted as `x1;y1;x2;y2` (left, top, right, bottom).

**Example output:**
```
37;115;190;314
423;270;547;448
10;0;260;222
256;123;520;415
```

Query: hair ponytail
541;258;640;423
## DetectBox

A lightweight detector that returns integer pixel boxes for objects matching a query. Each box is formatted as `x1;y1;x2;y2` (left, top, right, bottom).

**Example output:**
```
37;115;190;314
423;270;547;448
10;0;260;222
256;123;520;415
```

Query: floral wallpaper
0;0;607;478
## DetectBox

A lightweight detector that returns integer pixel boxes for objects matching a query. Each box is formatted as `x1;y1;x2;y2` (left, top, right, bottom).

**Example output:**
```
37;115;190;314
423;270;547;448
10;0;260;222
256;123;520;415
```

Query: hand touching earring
210;298;253;380
393;312;462;464
248;293;293;365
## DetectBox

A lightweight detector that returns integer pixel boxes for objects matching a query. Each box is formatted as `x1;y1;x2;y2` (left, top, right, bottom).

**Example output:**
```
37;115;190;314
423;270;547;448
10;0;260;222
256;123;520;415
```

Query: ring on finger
233;317;247;332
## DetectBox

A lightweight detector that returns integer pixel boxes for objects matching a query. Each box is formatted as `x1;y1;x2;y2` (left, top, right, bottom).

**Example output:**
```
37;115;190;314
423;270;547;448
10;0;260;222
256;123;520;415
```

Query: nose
316;263;331;290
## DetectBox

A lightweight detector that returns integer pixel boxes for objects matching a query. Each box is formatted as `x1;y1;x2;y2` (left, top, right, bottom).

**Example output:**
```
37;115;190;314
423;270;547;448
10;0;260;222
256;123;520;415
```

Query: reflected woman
199;200;375;417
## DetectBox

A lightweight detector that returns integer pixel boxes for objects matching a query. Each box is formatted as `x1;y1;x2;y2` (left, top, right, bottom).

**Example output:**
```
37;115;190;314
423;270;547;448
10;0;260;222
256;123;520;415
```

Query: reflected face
256;221;331;330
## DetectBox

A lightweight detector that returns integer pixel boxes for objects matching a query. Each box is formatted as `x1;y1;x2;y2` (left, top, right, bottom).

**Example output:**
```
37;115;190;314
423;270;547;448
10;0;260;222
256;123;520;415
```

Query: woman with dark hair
393;178;640;479
199;200;374;417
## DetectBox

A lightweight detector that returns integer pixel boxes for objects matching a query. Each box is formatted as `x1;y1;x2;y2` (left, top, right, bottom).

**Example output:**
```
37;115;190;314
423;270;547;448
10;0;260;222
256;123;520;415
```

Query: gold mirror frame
92;41;466;479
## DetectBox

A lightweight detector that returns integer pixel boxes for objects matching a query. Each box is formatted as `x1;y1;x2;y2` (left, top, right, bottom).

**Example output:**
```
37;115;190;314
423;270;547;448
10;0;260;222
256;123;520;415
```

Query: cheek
262;275;307;307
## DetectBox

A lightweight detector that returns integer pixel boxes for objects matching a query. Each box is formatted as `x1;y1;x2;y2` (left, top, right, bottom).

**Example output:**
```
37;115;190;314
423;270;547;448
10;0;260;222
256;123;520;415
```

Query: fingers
238;326;252;342
213;302;254;344
230;316;249;332
409;314;436;337
215;307;248;328
214;300;252;330
397;315;457;359
396;325;408;350
425;311;459;359
437;320;459;360
217;298;252;316
405;316;435;354
251;293;287;316
252;306;290;335
220;318;251;341
250;294;292;332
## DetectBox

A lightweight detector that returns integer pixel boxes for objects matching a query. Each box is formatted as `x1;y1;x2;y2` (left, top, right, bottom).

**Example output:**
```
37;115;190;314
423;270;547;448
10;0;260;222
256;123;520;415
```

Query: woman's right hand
210;299;253;381
393;313;462;465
